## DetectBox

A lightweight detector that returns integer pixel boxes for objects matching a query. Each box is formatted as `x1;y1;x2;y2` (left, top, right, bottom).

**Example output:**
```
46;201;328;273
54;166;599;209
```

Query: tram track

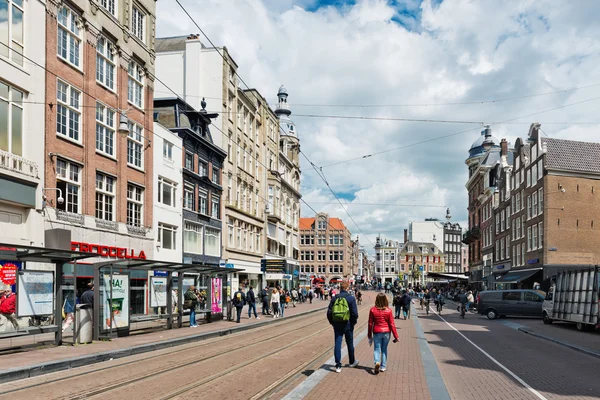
156;301;372;400
0;306;328;398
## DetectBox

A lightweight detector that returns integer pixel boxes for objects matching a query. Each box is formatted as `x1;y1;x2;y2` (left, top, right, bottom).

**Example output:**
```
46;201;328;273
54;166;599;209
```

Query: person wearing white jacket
270;289;280;318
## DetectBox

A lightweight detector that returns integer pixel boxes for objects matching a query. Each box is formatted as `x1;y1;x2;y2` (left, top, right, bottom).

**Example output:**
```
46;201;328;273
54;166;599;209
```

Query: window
57;5;81;67
502;291;521;301
538;222;543;248
532;192;538;218
538;189;543;214
180;152;191;171
96;37;115;90
501;210;505;231
131;4;145;42
212;167;220;185
199;190;207;215
506;236;511;258
527;226;532;251
56;159;80;213
532;164;537;184
532;224;538;250
495;214;499;234
127;121;143;168
100;0;116;15
95;173;115;221
158;177;176;207
183;183;194;210
184;221;202;254
56;80;81;141
0;0;24;65
228;95;233;121
158;223;176;250
495;240;500;262
227;218;234;247
516;244;521;266
198;160;207;176
527;196;531;219
205;227;220;257
317;219;327;230
160;141;172;162
524;292;542;302
0;81;23;155
211;195;220;219
95;103;115;156
126;184;143;227
128;61;144;108
538;159;543;179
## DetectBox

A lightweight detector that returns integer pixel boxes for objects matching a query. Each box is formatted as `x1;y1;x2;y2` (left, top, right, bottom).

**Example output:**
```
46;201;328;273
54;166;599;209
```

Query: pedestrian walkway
286;301;434;400
0;299;328;383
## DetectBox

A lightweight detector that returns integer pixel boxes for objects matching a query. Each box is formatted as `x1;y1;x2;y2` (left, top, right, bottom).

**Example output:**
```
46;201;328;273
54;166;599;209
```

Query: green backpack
332;296;350;322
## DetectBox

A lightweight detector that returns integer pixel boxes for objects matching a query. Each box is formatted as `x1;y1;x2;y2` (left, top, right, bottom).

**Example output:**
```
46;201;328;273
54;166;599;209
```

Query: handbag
183;299;193;309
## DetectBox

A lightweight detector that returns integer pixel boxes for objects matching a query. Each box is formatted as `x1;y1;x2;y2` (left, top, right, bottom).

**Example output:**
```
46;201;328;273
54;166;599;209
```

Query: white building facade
152;122;183;263
374;236;402;284
0;0;46;249
408;220;445;251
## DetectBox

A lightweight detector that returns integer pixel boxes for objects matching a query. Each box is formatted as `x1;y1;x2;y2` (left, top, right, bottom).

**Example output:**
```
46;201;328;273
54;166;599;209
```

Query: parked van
477;290;546;320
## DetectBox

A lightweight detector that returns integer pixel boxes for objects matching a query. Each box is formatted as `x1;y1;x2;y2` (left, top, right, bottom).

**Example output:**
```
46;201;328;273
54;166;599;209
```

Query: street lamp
118;113;130;138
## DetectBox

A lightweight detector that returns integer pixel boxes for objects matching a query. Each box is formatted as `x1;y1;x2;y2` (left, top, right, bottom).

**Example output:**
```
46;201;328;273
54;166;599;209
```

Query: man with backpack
392;292;403;319
327;281;359;373
232;287;246;323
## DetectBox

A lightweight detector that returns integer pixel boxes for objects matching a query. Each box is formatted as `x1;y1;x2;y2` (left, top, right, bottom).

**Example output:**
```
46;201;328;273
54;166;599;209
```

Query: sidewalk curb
517;327;600;360
0;304;329;385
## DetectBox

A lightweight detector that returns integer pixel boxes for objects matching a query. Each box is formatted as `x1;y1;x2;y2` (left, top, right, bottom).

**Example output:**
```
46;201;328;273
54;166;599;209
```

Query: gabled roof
400;241;442;255
299;217;346;230
542;137;600;174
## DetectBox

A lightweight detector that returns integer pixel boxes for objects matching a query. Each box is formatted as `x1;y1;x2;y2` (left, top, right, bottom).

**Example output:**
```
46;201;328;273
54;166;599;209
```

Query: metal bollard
75;304;93;344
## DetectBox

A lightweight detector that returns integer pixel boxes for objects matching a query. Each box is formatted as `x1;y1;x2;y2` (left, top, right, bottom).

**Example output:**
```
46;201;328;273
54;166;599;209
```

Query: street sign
293;270;299;276
261;259;287;273
419;266;424;271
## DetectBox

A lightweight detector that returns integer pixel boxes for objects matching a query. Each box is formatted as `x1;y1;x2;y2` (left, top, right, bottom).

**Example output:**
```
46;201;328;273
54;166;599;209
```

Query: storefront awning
494;268;542;284
0;244;99;263
93;259;245;273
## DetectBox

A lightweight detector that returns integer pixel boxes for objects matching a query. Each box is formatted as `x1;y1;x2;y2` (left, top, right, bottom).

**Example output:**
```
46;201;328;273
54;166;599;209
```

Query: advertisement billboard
102;274;129;330
150;277;167;308
16;270;54;317
211;278;222;313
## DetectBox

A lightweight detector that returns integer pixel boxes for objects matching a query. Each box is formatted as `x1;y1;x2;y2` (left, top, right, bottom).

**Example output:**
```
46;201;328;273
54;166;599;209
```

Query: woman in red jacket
368;293;399;374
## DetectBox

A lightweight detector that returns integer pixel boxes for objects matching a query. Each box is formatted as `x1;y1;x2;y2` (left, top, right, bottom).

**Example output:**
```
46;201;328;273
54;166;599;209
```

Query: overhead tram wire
313;93;600;170
299;150;375;247
171;0;375;239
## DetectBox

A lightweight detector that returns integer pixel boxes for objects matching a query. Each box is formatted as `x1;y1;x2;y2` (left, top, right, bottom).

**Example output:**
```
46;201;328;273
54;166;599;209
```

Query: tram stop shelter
0;243;98;346
91;259;243;341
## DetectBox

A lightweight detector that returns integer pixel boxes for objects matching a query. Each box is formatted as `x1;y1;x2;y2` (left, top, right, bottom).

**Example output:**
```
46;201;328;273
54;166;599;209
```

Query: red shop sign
0;263;18;286
71;242;147;260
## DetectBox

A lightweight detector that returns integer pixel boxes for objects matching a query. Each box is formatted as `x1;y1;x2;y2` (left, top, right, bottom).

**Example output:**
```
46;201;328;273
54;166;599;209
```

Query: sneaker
349;360;359;368
256;316;260;320
374;362;380;374
335;366;342;373
380;368;387;372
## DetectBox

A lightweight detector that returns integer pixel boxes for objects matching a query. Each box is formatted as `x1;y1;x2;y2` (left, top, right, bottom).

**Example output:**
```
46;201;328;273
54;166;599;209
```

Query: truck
542;266;599;332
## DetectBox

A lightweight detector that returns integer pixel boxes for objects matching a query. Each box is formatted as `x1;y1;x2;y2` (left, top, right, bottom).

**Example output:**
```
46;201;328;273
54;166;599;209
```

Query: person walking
392;292;402;319
308;287;314;304
457;289;468;318
81;283;94;309
368;293;399;374
401;290;412;320
184;286;199;327
247;286;259;320
232;287;246;323
327;281;359;373
291;287;298;308
279;288;286;317
61;291;77;333
260;287;270;315
271;288;280;318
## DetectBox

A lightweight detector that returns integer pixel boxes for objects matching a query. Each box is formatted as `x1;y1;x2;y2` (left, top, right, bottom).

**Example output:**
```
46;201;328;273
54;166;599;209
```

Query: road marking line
427;306;549;400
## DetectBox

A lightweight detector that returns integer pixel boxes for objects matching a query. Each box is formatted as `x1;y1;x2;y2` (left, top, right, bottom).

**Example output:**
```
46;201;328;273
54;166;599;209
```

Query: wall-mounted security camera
57;196;65;205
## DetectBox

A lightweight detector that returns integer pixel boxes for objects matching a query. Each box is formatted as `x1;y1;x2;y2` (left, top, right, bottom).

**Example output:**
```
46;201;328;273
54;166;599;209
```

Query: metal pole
93;265;100;341
109;265;113;338
177;273;183;328
166;271;173;329
71;258;77;344
54;260;63;346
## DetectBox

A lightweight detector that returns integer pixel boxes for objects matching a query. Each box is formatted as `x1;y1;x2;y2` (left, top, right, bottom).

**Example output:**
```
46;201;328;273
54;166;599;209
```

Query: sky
156;0;600;252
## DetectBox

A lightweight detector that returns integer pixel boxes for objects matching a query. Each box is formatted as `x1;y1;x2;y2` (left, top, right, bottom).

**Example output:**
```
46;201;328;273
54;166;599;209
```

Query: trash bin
75;304;93;344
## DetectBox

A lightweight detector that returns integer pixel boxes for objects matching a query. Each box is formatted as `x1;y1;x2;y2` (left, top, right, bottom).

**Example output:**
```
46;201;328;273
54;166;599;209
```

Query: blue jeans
373;332;390;369
394;306;401;318
466;301;473;312
280;302;285;317
333;324;355;368
248;302;258;318
190;308;197;326
235;306;243;322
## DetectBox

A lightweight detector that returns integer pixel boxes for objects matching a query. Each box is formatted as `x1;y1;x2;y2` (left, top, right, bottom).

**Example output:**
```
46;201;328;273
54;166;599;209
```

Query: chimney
404;229;408;243
500;138;508;156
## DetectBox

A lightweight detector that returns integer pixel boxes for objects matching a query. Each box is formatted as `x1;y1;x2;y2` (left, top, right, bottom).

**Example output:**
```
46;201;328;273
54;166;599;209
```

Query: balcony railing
0;150;38;179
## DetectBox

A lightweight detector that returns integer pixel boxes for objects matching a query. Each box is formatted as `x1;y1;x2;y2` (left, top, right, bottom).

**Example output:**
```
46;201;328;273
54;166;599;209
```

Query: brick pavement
0;298;329;373
299;306;431;400
416;303;600;400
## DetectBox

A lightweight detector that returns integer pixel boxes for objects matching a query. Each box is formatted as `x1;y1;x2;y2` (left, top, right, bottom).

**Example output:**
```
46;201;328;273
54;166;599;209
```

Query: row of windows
159;221;220;257
227;218;262;254
300;265;344;274
55;159;144;226
184;152;221;185
299;250;345;261
445;233;461;243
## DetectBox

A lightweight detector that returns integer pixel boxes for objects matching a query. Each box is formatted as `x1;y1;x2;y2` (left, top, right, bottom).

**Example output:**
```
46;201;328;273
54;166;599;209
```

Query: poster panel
211;278;222;313
150;277;167;308
102;273;129;330
16;270;54;317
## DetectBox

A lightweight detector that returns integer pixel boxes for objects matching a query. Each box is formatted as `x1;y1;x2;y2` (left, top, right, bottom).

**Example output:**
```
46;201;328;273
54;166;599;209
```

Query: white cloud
157;0;600;248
